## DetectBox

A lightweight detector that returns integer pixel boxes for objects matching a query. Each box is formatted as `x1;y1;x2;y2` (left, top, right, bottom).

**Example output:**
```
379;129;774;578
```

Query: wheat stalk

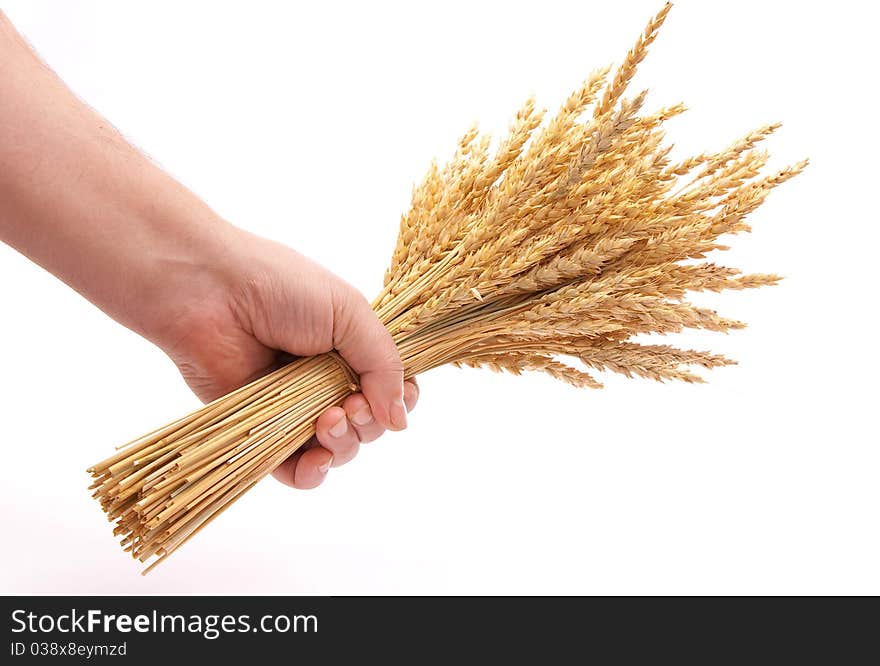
87;3;805;572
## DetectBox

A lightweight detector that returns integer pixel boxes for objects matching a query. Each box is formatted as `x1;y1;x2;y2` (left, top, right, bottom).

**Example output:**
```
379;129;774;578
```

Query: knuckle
357;426;384;443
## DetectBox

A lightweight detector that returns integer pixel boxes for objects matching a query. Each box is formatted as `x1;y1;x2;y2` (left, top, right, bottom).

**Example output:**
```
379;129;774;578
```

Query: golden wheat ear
88;2;805;572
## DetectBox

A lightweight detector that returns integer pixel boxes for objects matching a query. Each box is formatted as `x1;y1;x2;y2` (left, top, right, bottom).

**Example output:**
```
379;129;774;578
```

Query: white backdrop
1;0;877;595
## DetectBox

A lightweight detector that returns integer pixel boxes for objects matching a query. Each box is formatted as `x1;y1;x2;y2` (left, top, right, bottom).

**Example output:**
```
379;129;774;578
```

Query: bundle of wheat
88;3;805;572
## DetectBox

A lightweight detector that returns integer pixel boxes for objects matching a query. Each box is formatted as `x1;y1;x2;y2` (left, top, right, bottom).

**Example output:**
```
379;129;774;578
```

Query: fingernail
390;398;407;430
319;455;333;474
329;416;348;438
352;405;373;426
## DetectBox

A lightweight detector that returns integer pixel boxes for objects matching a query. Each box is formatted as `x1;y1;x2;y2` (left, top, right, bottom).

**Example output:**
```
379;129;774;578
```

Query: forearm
0;12;236;343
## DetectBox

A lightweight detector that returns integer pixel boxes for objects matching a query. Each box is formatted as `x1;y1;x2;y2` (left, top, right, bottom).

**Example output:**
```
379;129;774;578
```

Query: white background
1;0;877;595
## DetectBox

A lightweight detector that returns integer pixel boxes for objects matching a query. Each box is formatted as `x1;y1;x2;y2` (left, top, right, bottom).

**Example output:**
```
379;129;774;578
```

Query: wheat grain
88;3;804;572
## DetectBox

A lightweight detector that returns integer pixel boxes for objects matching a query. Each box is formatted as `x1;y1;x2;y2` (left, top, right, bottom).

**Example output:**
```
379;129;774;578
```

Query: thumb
331;282;407;431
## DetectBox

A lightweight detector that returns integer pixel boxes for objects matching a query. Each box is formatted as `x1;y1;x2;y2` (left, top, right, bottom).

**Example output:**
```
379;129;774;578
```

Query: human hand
150;227;418;490
0;11;418;490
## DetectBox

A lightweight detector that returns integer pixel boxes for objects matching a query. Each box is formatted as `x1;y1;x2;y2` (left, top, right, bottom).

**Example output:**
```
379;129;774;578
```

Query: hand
153;228;419;490
0;11;419;490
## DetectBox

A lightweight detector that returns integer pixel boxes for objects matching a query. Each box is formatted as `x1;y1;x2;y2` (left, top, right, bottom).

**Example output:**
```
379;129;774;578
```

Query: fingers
271;442;332;489
315;406;361;465
403;378;419;412
335;382;419;446
331;284;406;431
311;392;393;463
271;380;419;489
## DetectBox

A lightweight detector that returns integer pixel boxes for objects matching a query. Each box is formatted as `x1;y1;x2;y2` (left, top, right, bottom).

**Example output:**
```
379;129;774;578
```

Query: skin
0;12;417;489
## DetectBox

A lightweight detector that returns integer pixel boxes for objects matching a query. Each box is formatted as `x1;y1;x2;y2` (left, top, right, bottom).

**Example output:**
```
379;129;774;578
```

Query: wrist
125;202;244;351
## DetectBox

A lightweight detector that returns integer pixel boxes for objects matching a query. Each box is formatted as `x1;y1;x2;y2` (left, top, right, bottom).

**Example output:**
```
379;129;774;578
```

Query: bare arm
0;11;238;343
0;11;415;489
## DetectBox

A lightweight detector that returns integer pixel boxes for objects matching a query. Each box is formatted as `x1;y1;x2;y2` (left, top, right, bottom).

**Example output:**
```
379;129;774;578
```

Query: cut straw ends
88;3;805;572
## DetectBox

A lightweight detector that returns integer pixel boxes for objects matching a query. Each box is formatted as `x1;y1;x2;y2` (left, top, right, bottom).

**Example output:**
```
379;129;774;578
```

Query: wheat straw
88;3;805;572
